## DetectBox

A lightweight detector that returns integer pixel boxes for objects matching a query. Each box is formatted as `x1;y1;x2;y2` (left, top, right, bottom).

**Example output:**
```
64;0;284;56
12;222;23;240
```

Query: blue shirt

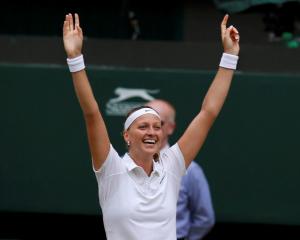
176;161;215;240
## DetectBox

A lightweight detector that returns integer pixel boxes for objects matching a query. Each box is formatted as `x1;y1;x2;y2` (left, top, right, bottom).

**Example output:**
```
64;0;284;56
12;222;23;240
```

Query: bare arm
178;14;240;167
63;13;110;170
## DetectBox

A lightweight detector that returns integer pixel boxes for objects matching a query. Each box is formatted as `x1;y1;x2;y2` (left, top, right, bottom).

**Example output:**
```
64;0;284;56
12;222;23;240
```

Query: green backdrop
1;63;300;225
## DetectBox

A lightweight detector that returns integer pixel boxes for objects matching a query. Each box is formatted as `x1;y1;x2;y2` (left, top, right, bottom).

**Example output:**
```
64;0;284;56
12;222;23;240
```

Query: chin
142;145;159;155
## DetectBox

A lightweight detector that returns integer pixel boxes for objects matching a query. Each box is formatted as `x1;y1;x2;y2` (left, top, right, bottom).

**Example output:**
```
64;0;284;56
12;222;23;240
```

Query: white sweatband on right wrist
219;53;239;70
67;54;85;72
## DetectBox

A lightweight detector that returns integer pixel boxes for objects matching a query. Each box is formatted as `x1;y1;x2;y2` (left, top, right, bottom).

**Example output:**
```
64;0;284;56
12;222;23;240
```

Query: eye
138;125;147;129
154;125;161;130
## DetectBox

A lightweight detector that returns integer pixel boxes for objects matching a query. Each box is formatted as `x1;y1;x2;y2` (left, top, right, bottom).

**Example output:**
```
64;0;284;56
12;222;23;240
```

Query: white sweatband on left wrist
67;54;85;72
219;53;239;70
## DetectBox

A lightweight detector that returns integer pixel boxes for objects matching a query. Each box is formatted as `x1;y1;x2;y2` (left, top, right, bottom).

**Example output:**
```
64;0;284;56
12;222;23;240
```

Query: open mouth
143;139;156;144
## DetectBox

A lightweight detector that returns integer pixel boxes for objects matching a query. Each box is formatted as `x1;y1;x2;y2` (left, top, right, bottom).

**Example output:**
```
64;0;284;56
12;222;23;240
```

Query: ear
123;130;129;142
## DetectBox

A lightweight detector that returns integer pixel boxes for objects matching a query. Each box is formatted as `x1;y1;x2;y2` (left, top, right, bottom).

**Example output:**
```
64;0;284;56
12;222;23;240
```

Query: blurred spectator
128;10;141;40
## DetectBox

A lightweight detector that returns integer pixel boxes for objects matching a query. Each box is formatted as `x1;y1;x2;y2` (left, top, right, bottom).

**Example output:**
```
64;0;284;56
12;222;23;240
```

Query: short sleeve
160;143;186;178
93;144;123;182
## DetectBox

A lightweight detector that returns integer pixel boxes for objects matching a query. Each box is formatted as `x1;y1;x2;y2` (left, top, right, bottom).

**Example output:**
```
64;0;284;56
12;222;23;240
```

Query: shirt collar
123;153;162;176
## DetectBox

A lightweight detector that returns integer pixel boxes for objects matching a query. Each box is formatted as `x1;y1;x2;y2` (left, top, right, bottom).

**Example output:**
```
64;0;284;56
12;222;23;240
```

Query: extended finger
63;20;68;34
65;14;69;31
221;14;229;38
66;14;70;31
69;13;74;31
75;13;80;27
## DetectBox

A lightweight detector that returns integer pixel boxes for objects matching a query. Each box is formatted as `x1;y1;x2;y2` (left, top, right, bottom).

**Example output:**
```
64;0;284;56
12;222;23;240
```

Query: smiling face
146;100;176;149
123;114;163;160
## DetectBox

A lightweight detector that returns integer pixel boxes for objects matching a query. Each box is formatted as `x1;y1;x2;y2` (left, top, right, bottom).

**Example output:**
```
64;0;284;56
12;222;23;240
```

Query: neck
128;150;153;176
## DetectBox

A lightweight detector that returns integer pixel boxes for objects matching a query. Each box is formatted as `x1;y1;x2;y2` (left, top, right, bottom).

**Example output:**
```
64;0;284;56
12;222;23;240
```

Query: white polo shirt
94;143;186;240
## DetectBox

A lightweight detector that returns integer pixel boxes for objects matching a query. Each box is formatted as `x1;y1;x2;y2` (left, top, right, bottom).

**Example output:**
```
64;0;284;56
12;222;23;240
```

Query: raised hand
63;13;83;58
221;14;240;56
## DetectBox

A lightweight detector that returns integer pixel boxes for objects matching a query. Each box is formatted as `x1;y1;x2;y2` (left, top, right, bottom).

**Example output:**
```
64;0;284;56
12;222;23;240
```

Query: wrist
224;51;239;56
219;53;239;70
67;52;82;59
224;48;239;56
67;54;85;72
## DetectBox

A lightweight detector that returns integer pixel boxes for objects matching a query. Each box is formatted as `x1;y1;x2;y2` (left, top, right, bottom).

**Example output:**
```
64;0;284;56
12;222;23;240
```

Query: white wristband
67;54;85;72
219;53;239;70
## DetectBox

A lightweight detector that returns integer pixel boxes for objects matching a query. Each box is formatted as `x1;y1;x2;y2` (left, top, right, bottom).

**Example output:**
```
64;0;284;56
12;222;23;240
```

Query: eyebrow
137;121;162;126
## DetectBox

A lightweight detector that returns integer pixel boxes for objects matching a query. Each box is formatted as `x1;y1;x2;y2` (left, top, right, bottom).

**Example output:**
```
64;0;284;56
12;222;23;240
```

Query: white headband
124;108;161;130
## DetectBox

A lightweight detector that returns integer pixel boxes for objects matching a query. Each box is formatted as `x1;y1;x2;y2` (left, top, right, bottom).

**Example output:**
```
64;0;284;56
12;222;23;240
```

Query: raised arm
178;14;240;168
63;13;110;170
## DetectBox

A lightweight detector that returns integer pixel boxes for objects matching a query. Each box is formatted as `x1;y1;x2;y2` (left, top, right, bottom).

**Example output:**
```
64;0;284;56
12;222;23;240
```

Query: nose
146;126;155;135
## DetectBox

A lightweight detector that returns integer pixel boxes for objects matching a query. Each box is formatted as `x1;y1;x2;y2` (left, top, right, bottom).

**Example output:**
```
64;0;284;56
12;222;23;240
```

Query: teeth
144;139;156;144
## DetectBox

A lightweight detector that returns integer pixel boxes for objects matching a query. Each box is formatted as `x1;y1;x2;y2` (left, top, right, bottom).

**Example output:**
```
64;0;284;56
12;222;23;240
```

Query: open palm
63;13;83;58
